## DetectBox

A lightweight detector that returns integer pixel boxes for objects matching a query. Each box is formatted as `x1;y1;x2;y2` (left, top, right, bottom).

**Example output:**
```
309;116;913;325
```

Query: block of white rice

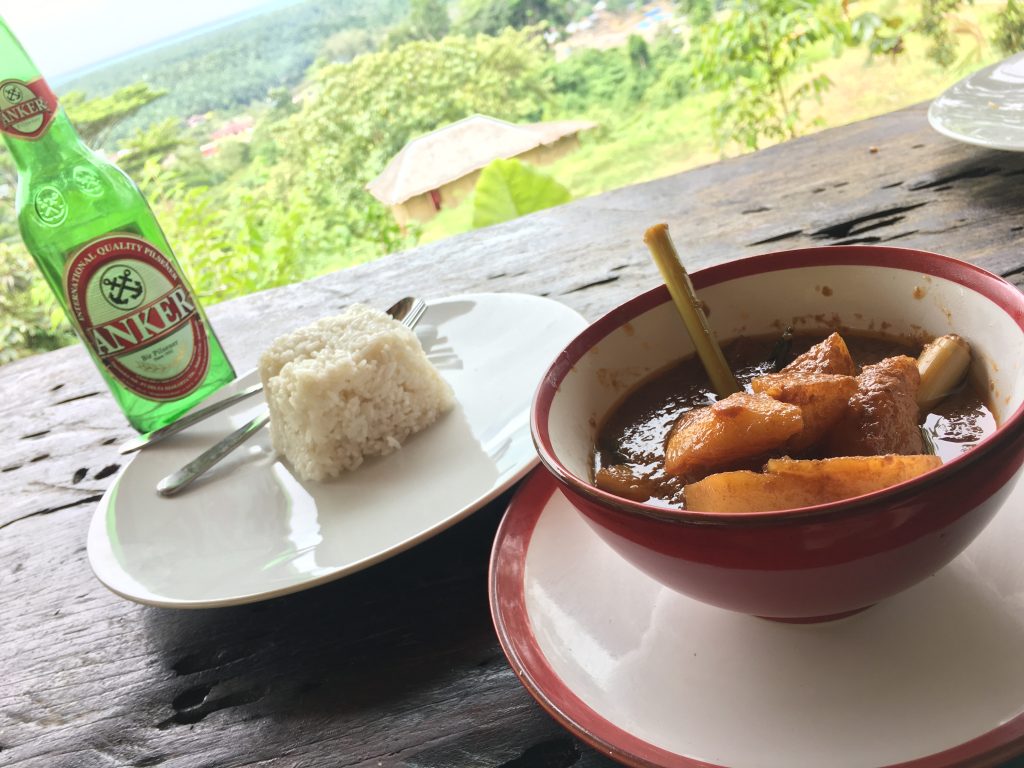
258;304;454;482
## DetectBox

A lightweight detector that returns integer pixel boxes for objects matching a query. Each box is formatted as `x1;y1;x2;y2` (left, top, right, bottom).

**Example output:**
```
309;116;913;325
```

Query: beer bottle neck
3;110;90;171
0;18;39;82
0;17;91;172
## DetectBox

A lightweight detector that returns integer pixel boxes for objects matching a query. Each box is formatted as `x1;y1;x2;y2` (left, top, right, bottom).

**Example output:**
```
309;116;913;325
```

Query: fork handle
156;412;270;497
119;382;264;454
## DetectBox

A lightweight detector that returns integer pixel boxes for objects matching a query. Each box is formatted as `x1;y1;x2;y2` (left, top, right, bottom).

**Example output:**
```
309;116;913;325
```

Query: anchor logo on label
100;265;146;310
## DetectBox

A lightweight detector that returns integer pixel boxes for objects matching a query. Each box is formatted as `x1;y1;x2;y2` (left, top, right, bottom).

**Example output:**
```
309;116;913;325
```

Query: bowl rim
531;244;1024;527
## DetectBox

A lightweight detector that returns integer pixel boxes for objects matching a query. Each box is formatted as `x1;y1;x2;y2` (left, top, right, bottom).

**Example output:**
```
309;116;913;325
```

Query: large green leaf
471;158;571;229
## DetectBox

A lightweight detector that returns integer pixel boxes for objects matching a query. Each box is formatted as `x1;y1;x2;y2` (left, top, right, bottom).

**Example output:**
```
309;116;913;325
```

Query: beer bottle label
63;233;211;401
0;78;57;139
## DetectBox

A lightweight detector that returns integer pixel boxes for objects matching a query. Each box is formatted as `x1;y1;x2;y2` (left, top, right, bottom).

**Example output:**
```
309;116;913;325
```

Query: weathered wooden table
3;102;1024;768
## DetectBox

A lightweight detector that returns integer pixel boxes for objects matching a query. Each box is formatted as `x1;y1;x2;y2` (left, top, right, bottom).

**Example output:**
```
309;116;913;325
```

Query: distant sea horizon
51;0;303;89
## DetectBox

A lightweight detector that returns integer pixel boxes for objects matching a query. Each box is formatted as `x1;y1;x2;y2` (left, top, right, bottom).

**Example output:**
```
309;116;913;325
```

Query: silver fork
155;298;427;497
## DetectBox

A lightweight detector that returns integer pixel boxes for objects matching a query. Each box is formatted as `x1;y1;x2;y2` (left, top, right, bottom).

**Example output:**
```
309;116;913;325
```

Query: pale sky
3;0;278;78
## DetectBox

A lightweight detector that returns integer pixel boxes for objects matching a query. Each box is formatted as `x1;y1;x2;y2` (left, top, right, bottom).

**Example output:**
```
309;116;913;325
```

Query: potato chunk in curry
782;331;857;376
664;392;802;480
750;372;858;453
684;454;942;512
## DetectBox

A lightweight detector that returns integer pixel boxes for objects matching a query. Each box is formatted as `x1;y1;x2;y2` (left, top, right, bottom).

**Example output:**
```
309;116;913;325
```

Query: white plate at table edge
88;292;588;609
491;469;1024;768
928;51;1024;152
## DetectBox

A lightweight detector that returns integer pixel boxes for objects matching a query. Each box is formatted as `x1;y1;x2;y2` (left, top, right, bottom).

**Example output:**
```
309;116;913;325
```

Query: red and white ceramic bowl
531;245;1024;621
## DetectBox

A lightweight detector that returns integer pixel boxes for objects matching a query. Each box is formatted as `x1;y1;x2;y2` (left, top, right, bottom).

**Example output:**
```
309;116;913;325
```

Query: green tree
849;0;989;67
61;83;167;148
917;0;971;67
690;0;849;150
319;28;379;63
280;28;551;206
410;0;452;39
994;0;1024;54
457;0;575;34
678;0;717;25
115;117;185;177
268;29;551;259
548;44;658;112
627;34;652;70
0;244;76;363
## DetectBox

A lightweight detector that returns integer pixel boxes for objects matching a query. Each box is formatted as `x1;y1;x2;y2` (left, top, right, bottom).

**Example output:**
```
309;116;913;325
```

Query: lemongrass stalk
643;223;740;398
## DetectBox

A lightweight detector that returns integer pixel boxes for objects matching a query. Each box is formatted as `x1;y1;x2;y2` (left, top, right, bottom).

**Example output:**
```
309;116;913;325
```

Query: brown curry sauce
593;332;995;510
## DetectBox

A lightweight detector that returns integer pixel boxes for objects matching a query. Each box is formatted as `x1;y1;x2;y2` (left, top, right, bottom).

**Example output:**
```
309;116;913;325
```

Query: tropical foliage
0;0;1018;362
688;0;849;149
994;0;1024;53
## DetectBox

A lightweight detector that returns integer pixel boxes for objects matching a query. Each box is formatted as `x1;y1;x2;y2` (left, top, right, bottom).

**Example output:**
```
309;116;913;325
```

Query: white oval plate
88;293;587;608
928;52;1024;152
491;469;1024;768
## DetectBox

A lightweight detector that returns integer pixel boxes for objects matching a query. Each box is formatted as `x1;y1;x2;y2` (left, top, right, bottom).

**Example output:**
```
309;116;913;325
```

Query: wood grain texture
2;103;1023;768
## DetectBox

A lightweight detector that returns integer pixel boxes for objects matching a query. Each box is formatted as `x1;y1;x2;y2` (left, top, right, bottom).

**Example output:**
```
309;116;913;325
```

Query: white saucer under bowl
491;469;1024;768
88;293;587;608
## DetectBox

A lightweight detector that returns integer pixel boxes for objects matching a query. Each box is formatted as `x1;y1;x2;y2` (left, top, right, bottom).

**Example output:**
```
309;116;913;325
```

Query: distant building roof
366;114;597;206
210;115;255;141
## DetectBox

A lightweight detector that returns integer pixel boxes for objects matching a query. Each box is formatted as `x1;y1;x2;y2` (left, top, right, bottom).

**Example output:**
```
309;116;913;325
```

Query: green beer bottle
0;18;235;433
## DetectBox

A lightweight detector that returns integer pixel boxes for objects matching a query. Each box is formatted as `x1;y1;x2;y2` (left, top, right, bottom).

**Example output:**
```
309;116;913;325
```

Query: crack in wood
156;684;267;729
133;756;167;767
562;276;619;295
72;468;88;484
879;230;920;242
749;229;804;246
832;236;883;245
172;683;214;711
831;230;920;245
810;203;927;240
19;430;50;439
93;464;121;480
909;166;999;190
0;494;103;531
742;206;771;214
748;203;928;248
820;215;905;238
53;391;101;406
